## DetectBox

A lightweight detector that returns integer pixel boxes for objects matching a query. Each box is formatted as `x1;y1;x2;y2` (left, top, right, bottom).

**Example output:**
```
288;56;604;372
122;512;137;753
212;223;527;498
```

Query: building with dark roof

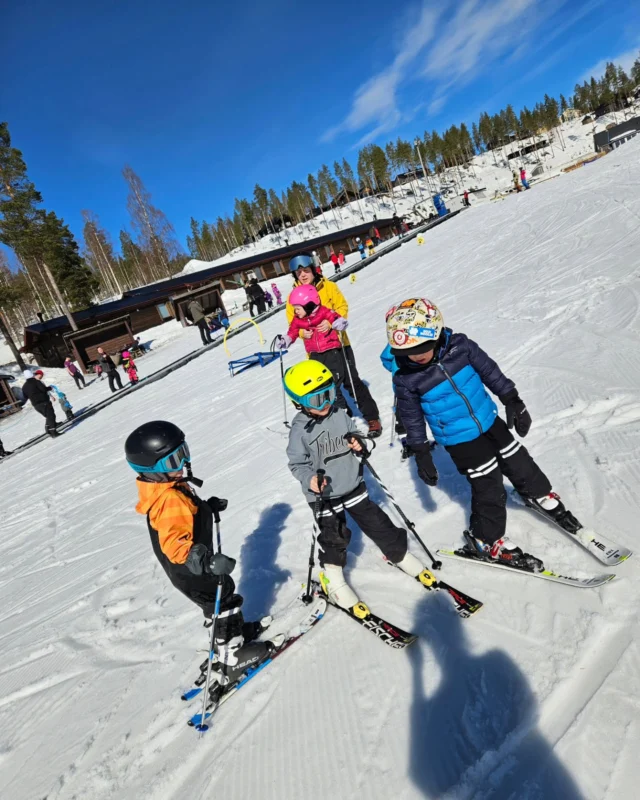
24;217;399;367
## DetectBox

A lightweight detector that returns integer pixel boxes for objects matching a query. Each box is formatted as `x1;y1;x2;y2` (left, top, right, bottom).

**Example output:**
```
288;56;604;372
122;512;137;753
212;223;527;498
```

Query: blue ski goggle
289;254;314;273
128;442;191;474
297;383;337;411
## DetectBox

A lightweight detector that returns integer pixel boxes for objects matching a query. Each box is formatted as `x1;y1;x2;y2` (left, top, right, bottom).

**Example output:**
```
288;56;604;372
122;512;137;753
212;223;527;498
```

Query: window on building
156;303;172;320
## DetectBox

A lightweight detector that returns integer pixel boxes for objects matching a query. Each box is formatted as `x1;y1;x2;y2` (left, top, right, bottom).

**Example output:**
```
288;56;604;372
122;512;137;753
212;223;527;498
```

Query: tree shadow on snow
238;502;293;618
409;597;584;799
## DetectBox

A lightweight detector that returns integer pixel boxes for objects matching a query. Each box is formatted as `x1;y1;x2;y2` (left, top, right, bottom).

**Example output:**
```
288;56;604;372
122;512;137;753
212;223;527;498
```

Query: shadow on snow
408;596;584;799
239;502;293;618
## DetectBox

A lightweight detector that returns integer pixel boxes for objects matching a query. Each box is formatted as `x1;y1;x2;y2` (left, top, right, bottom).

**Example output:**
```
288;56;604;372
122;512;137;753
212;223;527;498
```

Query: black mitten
501;390;532;437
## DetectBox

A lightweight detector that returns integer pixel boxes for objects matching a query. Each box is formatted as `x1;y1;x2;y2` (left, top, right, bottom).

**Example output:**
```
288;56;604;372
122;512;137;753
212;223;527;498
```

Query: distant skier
365;236;375;256
188;298;213;345
463;189;471;207
386;298;581;570
22;369;60;436
97;347;123;392
121;350;139;385
126;420;278;684
49;384;74;422
271;282;283;305
283;359;434;610
356;237;366;260
512;171;521;193
520;167;530;190
312;251;322;269
338;250;345;268
64;356;85;389
264;290;274;309
330;251;339;273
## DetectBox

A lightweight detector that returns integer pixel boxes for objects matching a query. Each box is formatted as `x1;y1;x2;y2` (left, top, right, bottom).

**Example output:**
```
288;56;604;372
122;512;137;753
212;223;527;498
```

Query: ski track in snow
2;140;640;799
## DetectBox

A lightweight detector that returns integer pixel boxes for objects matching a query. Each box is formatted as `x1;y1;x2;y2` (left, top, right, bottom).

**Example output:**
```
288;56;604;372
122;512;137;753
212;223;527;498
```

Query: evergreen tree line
0;122;187;345
186;53;639;261
1;53;639;346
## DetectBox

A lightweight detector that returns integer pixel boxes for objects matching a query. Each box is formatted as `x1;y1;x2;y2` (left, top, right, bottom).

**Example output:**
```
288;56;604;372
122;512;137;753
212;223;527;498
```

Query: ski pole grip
344;432;370;458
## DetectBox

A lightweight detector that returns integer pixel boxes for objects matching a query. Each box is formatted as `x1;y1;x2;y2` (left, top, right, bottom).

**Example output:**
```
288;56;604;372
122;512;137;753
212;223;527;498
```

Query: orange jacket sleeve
149;489;197;564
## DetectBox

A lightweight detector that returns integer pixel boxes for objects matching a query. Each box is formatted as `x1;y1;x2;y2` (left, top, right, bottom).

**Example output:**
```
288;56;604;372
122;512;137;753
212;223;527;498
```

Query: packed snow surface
1;139;640;800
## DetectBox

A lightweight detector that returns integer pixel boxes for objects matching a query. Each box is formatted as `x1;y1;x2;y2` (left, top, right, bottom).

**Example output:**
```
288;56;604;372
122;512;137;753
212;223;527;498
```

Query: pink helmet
122;350;130;358
289;285;320;308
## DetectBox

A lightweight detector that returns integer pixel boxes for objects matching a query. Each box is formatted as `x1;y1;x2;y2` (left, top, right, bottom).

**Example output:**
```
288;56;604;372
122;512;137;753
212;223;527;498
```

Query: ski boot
395;552;437;588
319;565;370;619
463;531;544;572
367;419;383;439
525;493;582;533
212;636;280;686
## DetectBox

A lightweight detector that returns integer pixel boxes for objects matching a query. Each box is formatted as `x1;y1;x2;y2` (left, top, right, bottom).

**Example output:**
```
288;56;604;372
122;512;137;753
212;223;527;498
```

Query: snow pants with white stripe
311;484;408;567
446;418;551;545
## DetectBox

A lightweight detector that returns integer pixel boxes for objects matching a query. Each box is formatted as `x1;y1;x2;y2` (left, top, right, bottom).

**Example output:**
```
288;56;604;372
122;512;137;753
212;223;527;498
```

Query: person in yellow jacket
286;253;382;437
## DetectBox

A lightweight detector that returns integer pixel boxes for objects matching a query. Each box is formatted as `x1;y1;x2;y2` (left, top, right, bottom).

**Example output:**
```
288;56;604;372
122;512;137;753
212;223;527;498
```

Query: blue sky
2;0;639;257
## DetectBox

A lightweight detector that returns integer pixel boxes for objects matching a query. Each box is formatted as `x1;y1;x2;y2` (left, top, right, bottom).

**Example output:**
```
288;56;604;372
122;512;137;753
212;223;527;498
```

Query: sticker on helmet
392;329;409;345
385;305;398;321
400;299;417;308
407;325;438;339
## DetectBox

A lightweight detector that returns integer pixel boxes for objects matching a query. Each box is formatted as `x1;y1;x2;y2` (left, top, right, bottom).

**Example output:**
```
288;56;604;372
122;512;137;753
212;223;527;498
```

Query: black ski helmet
125;420;188;480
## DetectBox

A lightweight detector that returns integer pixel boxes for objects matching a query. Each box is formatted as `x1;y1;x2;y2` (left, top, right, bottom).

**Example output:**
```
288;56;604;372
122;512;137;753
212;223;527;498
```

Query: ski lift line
1;211;462;463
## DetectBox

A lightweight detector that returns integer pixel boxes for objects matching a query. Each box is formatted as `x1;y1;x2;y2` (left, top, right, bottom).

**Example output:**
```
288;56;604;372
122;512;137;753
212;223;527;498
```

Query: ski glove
412;443;438;486
501;391;532;438
275;334;292;350
207;496;228;515
209;552;236;576
332;317;349;331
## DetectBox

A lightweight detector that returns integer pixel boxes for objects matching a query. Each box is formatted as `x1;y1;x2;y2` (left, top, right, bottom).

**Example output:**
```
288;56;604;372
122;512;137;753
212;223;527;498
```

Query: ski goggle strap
128;442;191;474
298;383;337;410
289;254;314;272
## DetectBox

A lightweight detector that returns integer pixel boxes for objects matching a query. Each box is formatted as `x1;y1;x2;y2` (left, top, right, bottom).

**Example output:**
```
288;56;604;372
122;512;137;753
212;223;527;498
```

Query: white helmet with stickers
385;298;444;356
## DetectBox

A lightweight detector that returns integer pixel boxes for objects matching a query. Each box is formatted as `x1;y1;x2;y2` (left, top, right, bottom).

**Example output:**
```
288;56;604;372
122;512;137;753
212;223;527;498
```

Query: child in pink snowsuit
121;351;139;385
278;285;350;411
271;283;283;305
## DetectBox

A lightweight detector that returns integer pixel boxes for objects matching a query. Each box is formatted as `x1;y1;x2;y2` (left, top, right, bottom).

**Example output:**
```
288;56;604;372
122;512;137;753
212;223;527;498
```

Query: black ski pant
311;484;407;567
33;400;57;433
107;370;123;392
311;348;349;413
196;318;212;345
72;372;85;389
446;418;551;545
341;345;380;421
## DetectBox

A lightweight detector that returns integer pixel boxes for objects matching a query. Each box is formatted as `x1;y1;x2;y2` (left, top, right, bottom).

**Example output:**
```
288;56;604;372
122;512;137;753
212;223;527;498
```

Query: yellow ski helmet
283;360;336;411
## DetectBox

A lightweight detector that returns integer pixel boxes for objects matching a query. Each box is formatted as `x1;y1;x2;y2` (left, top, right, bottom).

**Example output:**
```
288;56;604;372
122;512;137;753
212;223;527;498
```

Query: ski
437;548;616;588
310;580;417;649
185;595;327;727
384;559;483;618
511;490;632;567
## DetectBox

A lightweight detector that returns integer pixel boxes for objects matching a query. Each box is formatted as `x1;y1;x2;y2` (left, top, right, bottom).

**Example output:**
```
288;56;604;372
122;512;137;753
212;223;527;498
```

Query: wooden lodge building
23;217;398;369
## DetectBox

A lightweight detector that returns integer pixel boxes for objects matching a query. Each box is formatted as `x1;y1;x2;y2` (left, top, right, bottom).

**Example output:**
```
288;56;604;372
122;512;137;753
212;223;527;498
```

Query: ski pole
279;349;289;428
303;469;325;604
196;578;222;734
339;334;359;409
389;398;397;448
345;434;442;570
272;335;290;429
195;499;226;732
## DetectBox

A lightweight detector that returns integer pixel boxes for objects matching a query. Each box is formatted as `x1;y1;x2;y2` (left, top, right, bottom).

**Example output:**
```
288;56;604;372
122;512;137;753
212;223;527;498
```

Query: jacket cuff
499;388;519;405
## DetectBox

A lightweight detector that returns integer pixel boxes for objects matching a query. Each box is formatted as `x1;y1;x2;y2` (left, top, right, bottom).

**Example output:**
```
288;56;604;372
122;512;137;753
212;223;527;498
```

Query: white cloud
320;3;439;143
322;0;615;146
579;46;640;84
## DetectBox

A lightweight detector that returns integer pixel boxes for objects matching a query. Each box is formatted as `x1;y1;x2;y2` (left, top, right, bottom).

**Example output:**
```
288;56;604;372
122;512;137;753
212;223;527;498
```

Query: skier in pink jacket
277;285;351;412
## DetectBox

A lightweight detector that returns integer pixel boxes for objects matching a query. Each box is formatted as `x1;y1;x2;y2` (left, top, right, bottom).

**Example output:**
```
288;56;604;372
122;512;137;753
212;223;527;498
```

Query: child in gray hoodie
285;359;432;611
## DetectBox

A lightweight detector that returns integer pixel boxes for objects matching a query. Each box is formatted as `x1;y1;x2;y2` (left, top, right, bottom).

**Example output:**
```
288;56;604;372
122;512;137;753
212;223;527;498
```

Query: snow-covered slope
179;108;638;277
1;139;640;799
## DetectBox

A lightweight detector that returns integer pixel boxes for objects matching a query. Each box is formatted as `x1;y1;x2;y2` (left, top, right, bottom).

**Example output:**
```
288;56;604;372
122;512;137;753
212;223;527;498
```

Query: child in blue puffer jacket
384;298;581;570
